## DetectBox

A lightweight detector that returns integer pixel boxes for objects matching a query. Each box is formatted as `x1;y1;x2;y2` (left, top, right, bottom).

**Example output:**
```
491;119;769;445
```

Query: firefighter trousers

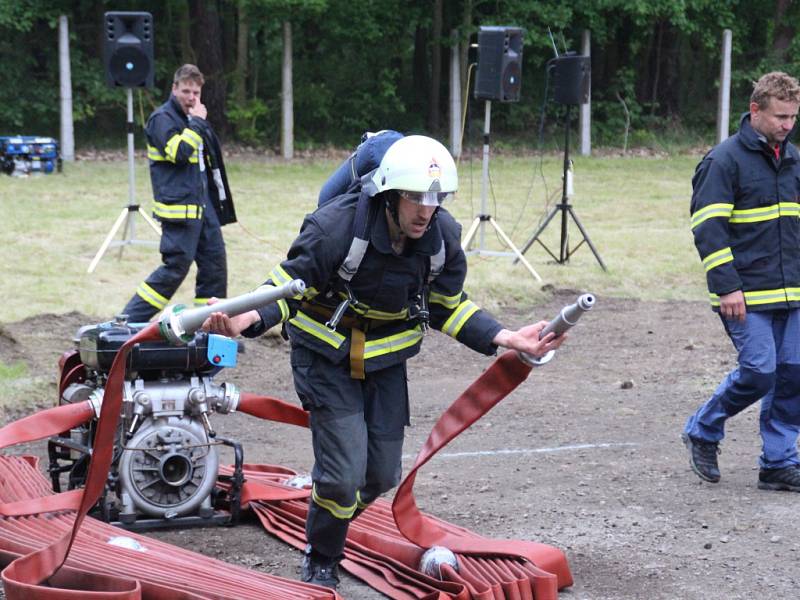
290;343;410;559
122;203;227;322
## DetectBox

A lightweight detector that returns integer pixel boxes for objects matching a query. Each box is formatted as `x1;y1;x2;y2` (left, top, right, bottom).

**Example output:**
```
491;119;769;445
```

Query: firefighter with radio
204;134;565;589
122;64;235;323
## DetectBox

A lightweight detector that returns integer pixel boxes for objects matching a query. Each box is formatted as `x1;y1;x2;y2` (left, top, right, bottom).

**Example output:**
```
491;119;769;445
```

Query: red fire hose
0;339;572;599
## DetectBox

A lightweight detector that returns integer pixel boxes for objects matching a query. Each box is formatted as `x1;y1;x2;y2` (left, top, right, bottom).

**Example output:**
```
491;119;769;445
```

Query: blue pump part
207;334;238;368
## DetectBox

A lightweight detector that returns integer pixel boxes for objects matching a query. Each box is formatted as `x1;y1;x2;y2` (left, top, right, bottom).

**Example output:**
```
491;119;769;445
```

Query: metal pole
127;88;136;240
579;30;591;156
560;106;571;262
479;100;491;250
58;15;75;161
716;29;732;144
449;29;462;158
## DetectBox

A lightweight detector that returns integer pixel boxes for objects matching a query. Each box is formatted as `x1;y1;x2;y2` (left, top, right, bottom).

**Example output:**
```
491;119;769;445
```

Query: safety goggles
397;190;452;206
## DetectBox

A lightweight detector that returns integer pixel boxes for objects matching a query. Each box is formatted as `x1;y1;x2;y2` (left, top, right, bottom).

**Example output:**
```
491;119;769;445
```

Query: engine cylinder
118;417;218;518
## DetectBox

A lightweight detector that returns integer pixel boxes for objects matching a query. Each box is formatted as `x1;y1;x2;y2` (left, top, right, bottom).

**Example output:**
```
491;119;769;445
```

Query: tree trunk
428;0;442;133
179;3;194;65
459;0;471;115
281;21;294;160
413;26;429;117
233;3;249;106
772;0;795;61
189;0;228;137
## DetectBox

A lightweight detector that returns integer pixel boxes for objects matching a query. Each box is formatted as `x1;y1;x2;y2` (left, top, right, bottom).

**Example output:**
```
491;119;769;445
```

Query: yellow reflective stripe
188;151;199;164
136;282;168;310
702;247;733;272
691;203;733;229
194;297;212;306
268;265;306;300
780;202;800;217
429;289;462;309
311;484;356;520
363;326;423;359
268;265;292;285
147;145;167;161
441;300;479;338
349;303;407;320
289;311;345;348
356;490;370;510
164;133;182;162
708;288;800;306
276;298;289;322
181;127;202;148
153;202;204;220
730;204;780;224
744;289;791;305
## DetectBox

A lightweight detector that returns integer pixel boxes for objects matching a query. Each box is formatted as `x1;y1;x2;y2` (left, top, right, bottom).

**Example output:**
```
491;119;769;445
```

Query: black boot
301;545;341;589
758;465;800;492
682;433;721;482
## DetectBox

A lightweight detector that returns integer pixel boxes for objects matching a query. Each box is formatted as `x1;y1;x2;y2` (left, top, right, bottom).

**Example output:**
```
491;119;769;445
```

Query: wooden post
449;29;462;158
716;29;732;144
58;15;75;161
579;30;591;156
281;21;294;160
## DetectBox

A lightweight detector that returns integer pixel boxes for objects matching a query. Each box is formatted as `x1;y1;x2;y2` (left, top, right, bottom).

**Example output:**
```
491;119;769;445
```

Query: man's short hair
173;64;205;86
751;71;800;109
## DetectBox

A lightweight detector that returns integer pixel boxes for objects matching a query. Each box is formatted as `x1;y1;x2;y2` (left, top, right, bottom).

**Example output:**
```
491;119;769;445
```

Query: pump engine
50;316;245;529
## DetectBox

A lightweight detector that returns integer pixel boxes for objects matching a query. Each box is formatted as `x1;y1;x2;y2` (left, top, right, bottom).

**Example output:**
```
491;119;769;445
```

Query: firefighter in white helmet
204;134;565;589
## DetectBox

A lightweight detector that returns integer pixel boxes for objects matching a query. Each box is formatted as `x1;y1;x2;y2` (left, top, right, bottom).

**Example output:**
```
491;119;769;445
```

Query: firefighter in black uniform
204;135;565;589
122;64;235;322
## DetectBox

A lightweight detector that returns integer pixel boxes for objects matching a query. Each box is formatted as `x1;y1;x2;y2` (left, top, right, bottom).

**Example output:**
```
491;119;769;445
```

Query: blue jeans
684;309;800;469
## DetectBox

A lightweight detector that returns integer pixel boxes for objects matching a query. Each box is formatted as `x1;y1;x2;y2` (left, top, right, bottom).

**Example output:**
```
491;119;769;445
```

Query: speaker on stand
515;52;606;271
461;26;542;282
89;11;161;274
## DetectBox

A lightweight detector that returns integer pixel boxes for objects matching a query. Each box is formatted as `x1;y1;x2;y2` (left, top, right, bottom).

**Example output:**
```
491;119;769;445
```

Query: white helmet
370;135;458;206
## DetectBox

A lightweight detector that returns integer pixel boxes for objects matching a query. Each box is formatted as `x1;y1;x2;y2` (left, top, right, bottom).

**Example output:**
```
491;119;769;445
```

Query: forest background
1;0;799;152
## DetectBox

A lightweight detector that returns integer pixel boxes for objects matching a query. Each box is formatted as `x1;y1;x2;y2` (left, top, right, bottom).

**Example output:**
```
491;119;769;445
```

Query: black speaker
474;26;524;103
103;11;154;88
551;54;590;105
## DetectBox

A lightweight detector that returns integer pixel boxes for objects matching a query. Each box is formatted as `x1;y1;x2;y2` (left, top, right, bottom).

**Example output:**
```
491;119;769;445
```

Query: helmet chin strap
384;191;401;230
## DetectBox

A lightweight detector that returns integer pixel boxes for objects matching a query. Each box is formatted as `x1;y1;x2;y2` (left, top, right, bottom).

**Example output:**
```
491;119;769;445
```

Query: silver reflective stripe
337;238;369;281
212;168;226;200
429;240;445;283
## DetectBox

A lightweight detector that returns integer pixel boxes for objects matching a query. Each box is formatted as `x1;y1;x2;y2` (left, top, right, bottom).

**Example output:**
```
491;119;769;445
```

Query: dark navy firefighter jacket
690;113;800;311
245;193;504;374
145;95;235;225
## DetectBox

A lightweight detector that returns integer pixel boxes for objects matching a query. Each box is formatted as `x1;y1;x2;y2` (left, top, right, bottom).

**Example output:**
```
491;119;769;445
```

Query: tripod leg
117;210;133;260
487;217;542;282
140;209;162;236
567;206;608;271
514;205;561;263
461;217;483;252
87;208;130;274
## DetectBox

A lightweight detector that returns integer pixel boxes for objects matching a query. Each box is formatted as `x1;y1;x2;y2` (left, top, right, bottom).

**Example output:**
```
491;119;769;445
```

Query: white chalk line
403;442;638;460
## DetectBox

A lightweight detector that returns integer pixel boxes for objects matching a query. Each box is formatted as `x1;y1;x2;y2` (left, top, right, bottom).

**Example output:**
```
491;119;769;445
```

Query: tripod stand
88;88;160;274
516;104;606;270
461;101;542;281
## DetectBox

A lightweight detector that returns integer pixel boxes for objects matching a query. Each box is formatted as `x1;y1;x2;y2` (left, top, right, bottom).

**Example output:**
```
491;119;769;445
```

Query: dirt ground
2;292;799;599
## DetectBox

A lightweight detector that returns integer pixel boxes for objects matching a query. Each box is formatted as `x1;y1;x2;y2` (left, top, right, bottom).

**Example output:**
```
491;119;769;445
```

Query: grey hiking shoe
758;465;800;492
301;546;341;589
682;433;721;483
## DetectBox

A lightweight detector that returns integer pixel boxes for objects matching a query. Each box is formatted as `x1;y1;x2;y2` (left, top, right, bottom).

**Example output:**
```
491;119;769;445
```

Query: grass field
0;151;705;324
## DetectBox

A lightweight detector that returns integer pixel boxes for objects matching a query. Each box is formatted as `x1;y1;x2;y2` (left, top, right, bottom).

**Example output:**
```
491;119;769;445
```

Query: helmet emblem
428;158;441;178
